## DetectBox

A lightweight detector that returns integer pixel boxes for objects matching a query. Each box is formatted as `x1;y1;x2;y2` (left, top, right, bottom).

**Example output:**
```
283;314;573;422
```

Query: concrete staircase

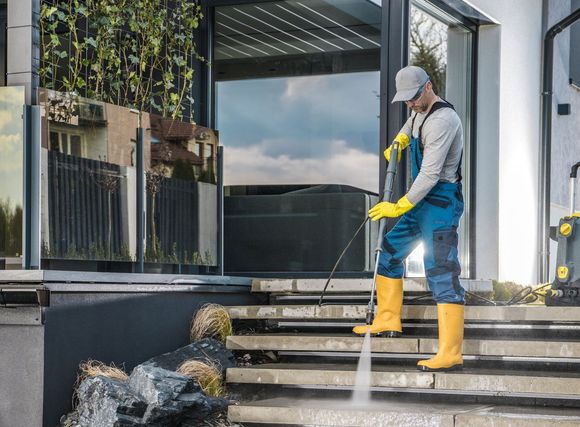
224;278;580;426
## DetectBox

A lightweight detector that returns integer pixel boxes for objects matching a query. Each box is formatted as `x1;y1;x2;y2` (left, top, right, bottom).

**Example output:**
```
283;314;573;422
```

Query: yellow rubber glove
368;195;414;220
384;133;411;163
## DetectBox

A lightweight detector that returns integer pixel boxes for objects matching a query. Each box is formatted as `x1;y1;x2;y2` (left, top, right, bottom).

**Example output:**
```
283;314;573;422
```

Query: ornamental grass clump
77;360;129;383
177;359;224;397
190;303;232;342
73;360;129;409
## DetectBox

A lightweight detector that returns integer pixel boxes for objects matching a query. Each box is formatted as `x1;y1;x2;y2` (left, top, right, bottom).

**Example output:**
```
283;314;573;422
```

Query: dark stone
74;376;146;427
141;338;236;375
60;339;234;426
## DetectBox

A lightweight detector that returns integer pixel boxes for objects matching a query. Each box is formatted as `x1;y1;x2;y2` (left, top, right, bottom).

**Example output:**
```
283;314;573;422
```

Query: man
352;65;465;372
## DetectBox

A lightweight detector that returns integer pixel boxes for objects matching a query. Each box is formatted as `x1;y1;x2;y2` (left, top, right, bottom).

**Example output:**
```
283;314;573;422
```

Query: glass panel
406;2;473;278
0;87;25;268
147;116;219;267
40;89;137;264
217;71;380;192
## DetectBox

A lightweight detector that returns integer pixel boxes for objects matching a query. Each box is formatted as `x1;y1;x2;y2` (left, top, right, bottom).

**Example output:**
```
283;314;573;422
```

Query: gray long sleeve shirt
399;100;463;205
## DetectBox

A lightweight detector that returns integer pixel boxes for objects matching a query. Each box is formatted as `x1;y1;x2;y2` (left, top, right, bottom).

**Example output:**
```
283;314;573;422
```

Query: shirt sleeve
405;116;460;205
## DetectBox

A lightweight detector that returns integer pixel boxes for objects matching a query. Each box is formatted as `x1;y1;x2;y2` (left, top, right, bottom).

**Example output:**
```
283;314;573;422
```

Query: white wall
550;0;580;211
469;0;543;284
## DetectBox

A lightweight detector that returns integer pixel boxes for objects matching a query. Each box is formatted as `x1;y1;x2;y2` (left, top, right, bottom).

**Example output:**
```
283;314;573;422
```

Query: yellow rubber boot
352;275;403;337
417;304;464;371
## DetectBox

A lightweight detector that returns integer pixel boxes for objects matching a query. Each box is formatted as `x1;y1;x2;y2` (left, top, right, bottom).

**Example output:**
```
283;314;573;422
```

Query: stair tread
229;397;580;426
251;277;493;293
227;304;580;322
228;362;580;378
227;363;580;397
226;334;580;358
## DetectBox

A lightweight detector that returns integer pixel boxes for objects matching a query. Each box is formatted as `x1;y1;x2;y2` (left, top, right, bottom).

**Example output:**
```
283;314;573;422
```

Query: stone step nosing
226;367;580;397
251;278;493;293
228;405;456;426
226;304;580;322
226;367;434;389
228;404;580;427
226;335;580;359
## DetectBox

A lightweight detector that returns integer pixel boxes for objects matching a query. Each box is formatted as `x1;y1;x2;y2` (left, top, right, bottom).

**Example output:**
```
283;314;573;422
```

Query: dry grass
190;303;232;342
72;360;128;409
77;359;129;383
177;359;224;397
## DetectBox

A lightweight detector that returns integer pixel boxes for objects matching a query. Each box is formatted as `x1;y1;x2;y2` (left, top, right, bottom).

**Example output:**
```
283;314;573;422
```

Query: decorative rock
141;338;236;375
74;376;146;426
60;340;233;426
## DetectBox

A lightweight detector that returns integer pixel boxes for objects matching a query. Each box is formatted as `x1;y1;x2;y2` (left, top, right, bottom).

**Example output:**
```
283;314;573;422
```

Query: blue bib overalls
378;102;465;303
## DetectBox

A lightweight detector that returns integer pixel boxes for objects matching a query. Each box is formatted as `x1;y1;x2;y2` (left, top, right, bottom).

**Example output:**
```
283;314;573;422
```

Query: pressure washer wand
366;142;400;326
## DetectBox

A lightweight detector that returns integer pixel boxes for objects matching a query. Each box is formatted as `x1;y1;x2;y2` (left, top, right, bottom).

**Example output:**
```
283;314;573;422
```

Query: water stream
350;329;372;406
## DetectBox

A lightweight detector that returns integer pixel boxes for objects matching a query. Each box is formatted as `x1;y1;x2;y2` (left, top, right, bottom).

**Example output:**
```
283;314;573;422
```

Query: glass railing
0;87;25;269
39;89;219;273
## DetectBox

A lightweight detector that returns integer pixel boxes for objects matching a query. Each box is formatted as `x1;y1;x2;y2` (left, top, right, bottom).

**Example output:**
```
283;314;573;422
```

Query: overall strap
417;100;455;142
417;100;463;183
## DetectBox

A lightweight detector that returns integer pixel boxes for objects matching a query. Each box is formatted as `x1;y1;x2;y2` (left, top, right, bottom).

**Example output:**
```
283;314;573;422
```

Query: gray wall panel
0;324;44;427
42;290;258;427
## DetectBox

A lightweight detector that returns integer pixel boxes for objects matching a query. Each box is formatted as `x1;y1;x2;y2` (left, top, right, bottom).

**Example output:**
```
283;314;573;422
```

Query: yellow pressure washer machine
546;162;580;306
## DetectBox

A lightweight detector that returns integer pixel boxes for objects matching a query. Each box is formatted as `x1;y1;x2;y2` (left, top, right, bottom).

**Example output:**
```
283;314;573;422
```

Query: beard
412;101;430;113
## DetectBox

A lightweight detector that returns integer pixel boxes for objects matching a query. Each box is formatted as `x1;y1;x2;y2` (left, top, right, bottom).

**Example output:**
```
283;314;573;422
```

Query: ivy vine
39;0;204;120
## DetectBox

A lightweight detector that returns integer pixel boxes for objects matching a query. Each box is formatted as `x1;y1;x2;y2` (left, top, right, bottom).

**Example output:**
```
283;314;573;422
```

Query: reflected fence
0;87;220;272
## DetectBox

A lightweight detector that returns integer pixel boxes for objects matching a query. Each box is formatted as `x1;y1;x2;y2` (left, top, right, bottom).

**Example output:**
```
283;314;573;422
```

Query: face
405;81;431;113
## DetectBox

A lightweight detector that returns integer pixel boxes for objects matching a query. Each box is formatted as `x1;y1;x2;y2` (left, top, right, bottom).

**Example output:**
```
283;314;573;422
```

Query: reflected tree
90;168;121;258
410;9;447;96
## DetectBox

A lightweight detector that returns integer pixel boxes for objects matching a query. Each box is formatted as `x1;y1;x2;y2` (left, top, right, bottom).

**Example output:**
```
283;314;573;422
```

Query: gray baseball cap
391;66;430;103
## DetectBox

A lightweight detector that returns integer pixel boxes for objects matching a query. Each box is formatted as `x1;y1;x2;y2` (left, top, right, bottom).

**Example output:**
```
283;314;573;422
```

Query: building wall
470;0;543;285
549;0;580;210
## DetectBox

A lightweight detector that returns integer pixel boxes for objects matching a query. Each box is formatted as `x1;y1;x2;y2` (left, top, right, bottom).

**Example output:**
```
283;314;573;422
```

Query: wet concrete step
228;397;580;426
252;278;493;294
226;363;580;399
227;304;580;323
226;334;580;359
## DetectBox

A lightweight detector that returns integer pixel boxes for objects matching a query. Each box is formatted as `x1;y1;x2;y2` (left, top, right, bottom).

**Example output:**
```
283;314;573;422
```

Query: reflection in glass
406;3;473;278
147;116;219;266
0;87;24;267
40;89;137;262
39;89;219;269
217;72;380;193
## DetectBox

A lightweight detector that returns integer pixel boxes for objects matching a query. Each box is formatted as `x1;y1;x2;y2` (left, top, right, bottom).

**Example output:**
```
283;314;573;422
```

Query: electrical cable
318;216;370;306
403;282;554;307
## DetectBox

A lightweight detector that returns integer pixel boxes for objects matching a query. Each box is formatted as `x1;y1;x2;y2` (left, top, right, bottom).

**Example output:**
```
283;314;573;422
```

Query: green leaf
85;37;98;48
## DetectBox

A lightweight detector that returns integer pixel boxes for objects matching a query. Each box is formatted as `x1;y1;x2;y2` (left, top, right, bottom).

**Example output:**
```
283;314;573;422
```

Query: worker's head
391;65;435;113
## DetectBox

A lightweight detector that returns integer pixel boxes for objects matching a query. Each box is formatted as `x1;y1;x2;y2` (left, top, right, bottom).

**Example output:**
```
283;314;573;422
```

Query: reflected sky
0;86;24;207
217;72;380;192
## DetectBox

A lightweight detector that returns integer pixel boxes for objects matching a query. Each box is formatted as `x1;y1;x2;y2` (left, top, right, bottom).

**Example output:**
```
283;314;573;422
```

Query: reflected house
150;115;218;183
150;115;203;179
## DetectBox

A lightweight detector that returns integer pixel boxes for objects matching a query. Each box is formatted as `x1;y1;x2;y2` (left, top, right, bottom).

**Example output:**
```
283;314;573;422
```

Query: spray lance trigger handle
365;304;374;325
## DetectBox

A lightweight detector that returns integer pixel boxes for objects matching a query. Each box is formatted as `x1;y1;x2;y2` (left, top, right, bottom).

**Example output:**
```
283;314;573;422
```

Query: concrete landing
227;363;580;398
227;304;580;322
228;397;580;426
226;334;580;359
251;278;493;294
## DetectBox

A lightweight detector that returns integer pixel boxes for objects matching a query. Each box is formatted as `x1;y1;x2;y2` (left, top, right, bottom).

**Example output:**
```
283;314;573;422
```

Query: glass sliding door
214;0;382;274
